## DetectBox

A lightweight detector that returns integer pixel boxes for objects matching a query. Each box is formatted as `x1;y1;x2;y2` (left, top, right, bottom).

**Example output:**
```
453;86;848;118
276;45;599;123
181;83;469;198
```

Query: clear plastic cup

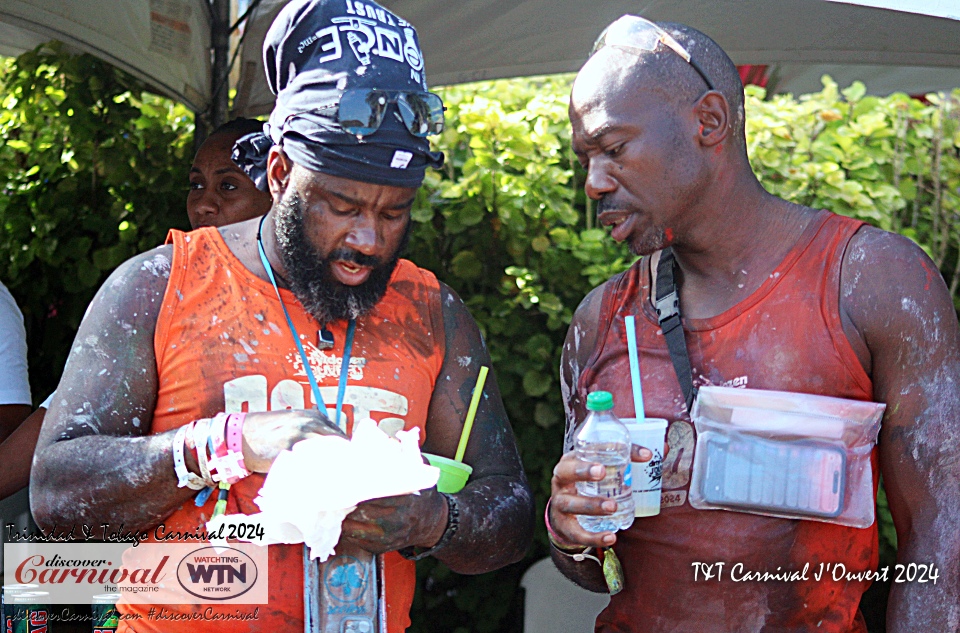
423;453;473;493
621;418;668;517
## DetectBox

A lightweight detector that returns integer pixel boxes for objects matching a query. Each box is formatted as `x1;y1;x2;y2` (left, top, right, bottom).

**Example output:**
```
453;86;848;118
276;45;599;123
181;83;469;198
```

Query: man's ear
695;91;730;148
267;145;292;200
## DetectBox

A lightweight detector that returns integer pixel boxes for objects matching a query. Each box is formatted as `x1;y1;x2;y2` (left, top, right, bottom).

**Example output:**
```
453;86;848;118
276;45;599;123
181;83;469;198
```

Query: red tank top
580;211;877;633
118;227;445;633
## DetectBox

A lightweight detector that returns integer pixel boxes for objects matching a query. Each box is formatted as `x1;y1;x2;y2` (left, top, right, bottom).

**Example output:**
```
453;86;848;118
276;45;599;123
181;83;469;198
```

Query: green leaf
450;250;483;280
522;371;553;397
534;401;561;428
530;235;550;252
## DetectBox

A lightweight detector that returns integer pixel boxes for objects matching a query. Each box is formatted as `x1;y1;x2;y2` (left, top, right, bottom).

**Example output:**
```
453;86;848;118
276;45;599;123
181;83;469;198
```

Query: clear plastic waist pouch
688;386;884;528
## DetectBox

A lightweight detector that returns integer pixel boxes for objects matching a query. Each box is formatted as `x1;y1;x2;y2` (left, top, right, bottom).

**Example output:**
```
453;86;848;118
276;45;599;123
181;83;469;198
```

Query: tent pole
211;0;230;130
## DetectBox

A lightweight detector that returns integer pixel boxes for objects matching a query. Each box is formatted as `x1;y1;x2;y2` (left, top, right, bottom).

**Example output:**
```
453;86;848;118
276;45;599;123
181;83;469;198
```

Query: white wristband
192;418;215;486
172;423;207;490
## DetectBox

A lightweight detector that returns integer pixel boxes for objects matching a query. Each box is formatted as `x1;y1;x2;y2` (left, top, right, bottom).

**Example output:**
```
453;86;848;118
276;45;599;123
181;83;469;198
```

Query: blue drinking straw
624;316;645;419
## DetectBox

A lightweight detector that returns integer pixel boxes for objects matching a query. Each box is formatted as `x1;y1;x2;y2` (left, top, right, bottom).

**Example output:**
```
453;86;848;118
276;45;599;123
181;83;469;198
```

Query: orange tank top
580;211;878;633
119;227;445;633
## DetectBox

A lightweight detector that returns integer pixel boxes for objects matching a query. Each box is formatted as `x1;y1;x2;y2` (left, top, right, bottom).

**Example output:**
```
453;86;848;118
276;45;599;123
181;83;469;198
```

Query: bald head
569;20;758;256
574;20;746;152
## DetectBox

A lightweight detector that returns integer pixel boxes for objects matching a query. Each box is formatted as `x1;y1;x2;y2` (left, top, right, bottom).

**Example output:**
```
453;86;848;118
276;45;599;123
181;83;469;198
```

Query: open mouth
599;212;634;242
332;260;372;285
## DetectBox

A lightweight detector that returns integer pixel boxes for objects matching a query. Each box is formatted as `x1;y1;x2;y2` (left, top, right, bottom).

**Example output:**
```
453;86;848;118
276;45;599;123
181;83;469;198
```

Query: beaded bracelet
398;492;460;561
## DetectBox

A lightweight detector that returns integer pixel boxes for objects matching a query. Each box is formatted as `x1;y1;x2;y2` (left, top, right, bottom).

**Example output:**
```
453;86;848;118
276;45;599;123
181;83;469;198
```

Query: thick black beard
273;192;410;325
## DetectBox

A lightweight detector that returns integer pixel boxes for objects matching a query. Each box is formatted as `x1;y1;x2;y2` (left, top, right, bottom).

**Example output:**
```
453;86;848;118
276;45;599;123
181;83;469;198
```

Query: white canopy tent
0;0;212;113
233;0;960;116
0;0;958;120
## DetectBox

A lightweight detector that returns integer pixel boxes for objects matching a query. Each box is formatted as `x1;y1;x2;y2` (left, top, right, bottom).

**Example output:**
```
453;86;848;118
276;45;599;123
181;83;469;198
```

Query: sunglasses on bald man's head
592;15;715;92
338;88;445;137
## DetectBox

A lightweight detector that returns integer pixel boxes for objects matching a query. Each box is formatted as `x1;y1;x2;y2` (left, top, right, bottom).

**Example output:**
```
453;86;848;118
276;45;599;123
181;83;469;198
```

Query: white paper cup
622;418;668;517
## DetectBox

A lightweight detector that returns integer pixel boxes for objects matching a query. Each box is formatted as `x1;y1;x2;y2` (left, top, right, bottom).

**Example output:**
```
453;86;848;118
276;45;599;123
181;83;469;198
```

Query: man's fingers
300;410;346;437
552;453;607;485
549;495;617;548
631;444;653;462
552;492;616;517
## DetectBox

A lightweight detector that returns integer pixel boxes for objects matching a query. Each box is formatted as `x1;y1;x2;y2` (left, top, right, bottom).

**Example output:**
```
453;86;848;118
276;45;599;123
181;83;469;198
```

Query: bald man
549;16;960;632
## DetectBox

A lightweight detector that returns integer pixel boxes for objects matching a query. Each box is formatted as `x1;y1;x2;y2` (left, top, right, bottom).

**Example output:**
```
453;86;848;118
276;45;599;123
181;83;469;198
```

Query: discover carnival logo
3;543;268;604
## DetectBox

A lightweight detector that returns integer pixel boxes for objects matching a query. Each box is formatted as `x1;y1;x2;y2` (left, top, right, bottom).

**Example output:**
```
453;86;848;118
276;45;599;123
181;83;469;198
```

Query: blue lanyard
256;216;355;430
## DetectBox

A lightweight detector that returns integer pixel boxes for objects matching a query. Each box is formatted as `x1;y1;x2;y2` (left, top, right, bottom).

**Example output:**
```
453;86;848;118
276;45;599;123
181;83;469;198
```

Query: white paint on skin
849;243;867;263
843;271;862;298
457;356;472;367
141;254;171;278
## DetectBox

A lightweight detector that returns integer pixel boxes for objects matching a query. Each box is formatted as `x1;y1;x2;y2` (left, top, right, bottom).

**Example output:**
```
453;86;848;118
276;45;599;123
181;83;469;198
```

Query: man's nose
344;219;378;256
583;160;617;200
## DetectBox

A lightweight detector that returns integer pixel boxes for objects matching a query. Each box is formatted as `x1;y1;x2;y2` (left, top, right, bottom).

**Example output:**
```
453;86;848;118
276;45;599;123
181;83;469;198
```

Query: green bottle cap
586;391;614;411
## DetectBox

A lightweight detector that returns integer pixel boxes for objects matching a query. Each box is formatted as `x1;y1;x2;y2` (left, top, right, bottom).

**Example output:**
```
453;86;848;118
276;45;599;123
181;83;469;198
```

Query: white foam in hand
207;418;440;561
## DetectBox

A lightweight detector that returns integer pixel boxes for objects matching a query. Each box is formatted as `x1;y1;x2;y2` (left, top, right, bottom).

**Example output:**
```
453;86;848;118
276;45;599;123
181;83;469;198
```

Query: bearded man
30;1;533;631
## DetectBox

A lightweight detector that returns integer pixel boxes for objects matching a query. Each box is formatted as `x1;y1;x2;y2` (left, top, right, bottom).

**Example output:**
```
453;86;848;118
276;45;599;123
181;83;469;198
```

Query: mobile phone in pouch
701;434;846;518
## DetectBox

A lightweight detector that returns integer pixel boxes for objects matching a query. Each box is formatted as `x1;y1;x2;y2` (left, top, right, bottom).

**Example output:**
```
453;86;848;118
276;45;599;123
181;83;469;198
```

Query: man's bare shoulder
39;244;174;447
841;226;955;340
104;244;175;291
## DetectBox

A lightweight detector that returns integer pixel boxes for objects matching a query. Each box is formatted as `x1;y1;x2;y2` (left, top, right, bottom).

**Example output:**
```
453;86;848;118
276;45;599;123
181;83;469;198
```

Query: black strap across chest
653;247;697;412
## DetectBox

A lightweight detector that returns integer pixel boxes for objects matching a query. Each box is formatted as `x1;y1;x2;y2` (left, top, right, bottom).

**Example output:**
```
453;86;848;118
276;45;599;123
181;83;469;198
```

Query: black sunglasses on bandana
338;88;445;137
592;15;716;92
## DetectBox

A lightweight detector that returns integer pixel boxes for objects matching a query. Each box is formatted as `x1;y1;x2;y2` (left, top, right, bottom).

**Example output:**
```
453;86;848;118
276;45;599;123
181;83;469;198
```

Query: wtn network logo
176;547;259;600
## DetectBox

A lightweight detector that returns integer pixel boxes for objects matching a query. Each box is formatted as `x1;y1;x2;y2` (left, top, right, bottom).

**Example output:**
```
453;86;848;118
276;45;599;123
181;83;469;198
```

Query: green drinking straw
454;365;489;462
624;315;645;419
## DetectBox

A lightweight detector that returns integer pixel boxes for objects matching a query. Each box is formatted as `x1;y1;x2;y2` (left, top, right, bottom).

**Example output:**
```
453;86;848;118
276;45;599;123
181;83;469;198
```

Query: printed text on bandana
296;2;426;84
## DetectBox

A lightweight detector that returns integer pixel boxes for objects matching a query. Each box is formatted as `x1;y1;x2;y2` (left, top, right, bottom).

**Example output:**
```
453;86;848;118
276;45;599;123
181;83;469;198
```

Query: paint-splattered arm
550;284;615;592
417;283;534;574
842;228;960;630
30;245;338;533
30;246;191;532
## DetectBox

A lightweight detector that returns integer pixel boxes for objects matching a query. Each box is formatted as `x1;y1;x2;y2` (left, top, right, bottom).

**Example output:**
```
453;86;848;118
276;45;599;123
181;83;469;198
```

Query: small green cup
424;453;473;493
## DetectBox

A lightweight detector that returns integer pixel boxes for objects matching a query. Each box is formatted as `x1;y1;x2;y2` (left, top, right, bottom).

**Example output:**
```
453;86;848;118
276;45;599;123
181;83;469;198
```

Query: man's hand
240;409;346;473
550;443;658;550
340;489;447;555
550;451;622;549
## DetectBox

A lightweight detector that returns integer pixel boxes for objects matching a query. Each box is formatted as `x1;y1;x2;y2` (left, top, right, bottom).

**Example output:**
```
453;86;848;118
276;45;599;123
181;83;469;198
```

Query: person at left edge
29;1;534;631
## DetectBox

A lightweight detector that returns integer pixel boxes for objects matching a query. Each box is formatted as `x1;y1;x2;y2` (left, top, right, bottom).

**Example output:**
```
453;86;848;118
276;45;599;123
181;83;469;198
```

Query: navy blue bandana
233;0;444;190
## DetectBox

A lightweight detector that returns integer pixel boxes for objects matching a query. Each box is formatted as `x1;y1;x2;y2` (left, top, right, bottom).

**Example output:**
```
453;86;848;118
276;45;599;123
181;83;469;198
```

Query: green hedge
0;43;193;404
2;46;958;633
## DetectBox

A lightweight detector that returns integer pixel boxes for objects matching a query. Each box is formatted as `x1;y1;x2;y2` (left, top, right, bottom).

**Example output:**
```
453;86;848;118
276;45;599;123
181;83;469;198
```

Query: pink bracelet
225;413;247;471
207;412;249;485
544;497;586;551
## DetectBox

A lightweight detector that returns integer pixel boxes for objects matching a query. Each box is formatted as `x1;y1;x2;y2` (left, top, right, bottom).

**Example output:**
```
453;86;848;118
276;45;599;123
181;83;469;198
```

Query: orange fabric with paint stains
118;227;445;633
579;211;877;632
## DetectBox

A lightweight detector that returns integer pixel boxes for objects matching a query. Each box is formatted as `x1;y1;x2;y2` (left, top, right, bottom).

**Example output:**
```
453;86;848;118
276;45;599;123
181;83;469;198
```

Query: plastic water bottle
575;391;635;532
